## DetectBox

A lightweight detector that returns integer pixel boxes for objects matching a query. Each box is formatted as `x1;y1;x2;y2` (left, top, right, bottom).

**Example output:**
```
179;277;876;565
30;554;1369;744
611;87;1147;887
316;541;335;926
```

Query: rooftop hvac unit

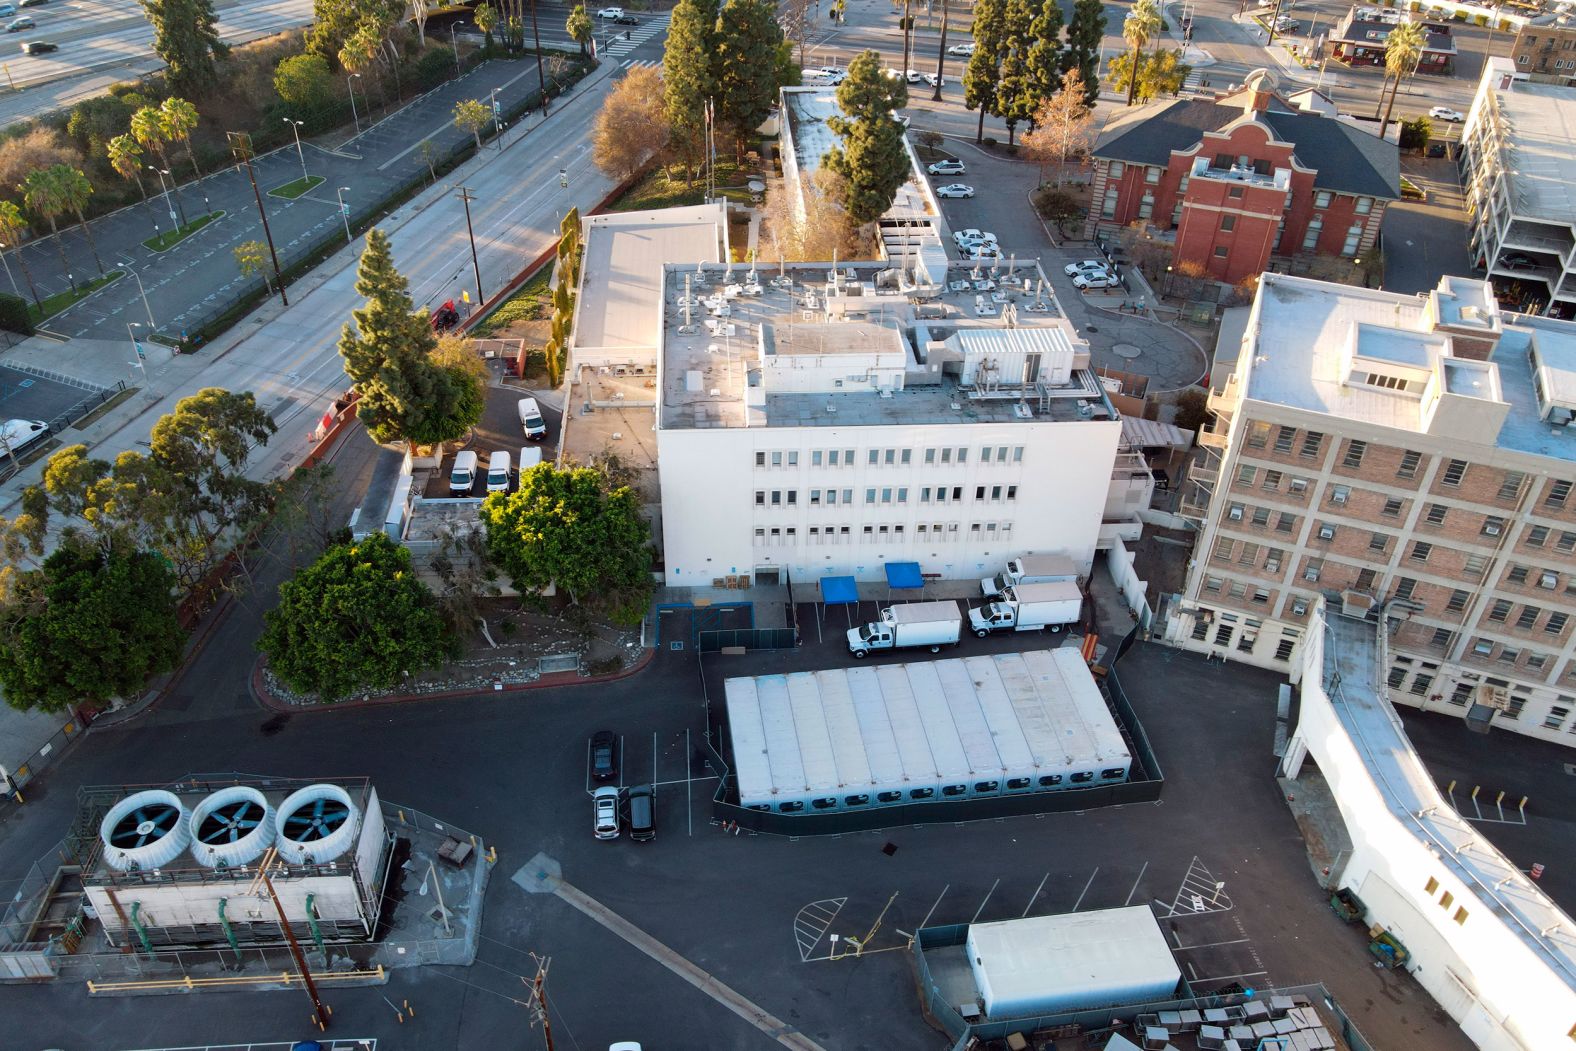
99;790;191;872
274;783;361;865
189;786;276;869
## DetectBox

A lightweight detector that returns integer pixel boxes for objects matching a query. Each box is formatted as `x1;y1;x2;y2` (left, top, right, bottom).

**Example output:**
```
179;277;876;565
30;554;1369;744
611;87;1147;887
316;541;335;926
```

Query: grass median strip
141;210;225;252
268;174;325;200
29;270;123;323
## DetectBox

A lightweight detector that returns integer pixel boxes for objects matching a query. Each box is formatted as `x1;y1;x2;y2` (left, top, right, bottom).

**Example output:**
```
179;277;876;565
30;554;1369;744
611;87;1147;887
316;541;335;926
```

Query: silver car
593;786;621;840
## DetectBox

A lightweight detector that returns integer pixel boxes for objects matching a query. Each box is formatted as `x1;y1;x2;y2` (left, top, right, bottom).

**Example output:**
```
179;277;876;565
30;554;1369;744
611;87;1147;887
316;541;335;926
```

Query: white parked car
947;42;977;56
935;183;974;198
806;66;845;82
886;67;924;83
967;243;1001;260
1429;105;1465;122
0;418;47;455
922;71;947;87
595;6;624;18
1073;271;1118;290
928;158;966;175
593;786;621;839
1064;259;1111;278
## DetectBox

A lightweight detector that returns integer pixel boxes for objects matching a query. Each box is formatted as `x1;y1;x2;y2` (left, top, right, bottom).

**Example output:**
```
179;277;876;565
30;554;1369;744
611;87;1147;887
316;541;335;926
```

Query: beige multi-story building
1167;271;1576;746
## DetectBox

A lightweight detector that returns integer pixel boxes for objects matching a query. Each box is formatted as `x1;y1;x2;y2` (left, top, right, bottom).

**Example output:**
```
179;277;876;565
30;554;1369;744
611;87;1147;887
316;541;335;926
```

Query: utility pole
525;954;556;1051
229;132;288;307
250;848;330;1031
530;0;549;114
457;186;484;304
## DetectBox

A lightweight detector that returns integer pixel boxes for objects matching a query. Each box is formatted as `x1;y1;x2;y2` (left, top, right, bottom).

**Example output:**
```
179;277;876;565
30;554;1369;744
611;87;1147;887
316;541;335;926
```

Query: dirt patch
1129;524;1195;601
262;600;644;707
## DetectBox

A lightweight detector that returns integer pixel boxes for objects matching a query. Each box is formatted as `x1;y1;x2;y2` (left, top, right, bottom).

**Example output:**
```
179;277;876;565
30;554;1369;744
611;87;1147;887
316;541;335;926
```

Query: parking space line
1124;860;1150;906
1022;872;1050;917
1072;867;1099;910
1192;969;1269;985
1157;856;1232;917
685;727;693;837
970;878;1000;923
919;884;950;930
795;897;848;962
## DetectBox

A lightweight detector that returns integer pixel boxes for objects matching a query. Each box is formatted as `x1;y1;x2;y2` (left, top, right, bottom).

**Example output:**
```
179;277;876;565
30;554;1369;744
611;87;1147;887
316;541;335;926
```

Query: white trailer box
969;580;1082;635
980;554;1079;597
966;907;1181;1018
847;600;962;658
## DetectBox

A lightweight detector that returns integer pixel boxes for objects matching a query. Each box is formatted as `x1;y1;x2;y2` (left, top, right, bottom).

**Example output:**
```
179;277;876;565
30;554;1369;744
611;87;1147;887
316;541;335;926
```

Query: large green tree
338;229;484;447
962;0;1007;143
274;54;336;112
1026;0;1065;102
715;0;788;152
824;50;910;225
0;542;185;714
663;0;720;174
139;0;228;95
1107;47;1190;103
259;532;455;701
480;463;651;619
995;0;1037;146
1063;0;1107;105
566;4;593;56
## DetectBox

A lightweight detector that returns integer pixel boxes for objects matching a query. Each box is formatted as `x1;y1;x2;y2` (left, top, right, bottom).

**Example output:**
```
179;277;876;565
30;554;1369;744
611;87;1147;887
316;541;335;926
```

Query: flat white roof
1489;80;1576;224
967;907;1180;1014
725;649;1130;803
1320;611;1576;990
574;204;725;356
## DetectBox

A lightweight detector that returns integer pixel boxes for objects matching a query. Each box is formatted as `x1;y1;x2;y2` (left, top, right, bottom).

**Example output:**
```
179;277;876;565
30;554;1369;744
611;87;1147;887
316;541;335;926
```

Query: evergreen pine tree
664;0;721;177
824;50;910;225
140;0;228;96
716;0;788;154
996;0;1037;146
962;0;1007;143
1026;0;1065;102
1063;0;1107;106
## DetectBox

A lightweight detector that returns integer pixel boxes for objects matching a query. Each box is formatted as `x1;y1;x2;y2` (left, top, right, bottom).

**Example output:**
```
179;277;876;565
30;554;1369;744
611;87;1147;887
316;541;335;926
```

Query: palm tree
107;134;158;235
20;169;72;291
1378;20;1426;138
1122;0;1161;106
0;200;43;310
566;4;592;57
933;0;949;102
159;97;202;181
475;2;499;49
50;165;104;276
131;105;188;227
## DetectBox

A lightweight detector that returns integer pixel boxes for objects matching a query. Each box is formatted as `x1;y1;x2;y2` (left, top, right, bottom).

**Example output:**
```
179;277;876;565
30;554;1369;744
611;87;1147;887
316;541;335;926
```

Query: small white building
965;907;1182;1018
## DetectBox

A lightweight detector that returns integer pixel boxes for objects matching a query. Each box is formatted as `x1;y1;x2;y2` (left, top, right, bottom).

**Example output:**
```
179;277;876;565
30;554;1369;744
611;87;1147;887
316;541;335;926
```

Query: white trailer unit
965;907;1182;1018
969;581;1083;635
846;600;962;658
725;648;1131;813
980;554;1079;597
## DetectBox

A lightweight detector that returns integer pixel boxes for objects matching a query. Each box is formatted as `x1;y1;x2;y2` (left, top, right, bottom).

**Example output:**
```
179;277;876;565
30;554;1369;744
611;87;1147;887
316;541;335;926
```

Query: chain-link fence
0;714;87;816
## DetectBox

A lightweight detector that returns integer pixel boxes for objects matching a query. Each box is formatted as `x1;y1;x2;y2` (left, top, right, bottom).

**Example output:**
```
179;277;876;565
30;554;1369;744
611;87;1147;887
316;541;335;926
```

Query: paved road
8;49;589;354
0;0;314;126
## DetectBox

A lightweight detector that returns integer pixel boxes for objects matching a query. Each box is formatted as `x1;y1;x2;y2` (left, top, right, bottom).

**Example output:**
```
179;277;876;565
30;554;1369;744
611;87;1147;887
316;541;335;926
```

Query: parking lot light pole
124;264;155;327
126;322;150;386
0;241;20;300
336;187;353;245
149;165;177;228
284;118;308;181
347;74;362;134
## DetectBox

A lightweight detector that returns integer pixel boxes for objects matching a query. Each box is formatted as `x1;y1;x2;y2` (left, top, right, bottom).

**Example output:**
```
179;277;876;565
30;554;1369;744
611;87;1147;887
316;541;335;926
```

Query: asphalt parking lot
0;361;112;430
420;381;561;498
0;629;1475;1050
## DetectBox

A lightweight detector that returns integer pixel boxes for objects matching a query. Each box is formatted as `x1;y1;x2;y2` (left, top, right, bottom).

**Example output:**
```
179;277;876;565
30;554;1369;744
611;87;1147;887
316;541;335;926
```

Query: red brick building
1086;74;1399;285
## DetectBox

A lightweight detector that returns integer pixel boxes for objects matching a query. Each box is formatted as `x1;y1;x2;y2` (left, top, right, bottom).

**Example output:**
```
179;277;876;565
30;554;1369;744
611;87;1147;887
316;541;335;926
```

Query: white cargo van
486;450;511;492
449;450;478;496
518;397;546;440
518;446;543;475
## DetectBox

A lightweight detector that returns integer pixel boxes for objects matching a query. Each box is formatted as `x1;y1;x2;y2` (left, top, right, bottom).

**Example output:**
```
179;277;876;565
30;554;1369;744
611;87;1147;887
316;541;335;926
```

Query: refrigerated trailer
980;554;1079;597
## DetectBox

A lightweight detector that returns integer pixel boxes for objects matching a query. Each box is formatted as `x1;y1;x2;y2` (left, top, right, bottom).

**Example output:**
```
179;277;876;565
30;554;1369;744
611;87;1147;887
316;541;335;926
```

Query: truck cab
969;602;1015;636
847;623;893;655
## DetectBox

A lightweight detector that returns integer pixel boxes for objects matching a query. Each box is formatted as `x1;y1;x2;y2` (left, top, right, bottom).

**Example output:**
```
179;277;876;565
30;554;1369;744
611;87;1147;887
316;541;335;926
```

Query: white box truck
980;554;1079;597
968;581;1082;636
847;601;962;658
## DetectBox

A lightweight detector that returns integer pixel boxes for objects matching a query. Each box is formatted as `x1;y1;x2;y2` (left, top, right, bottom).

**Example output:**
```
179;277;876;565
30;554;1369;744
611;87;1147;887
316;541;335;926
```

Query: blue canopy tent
819;575;859;627
884;561;925;601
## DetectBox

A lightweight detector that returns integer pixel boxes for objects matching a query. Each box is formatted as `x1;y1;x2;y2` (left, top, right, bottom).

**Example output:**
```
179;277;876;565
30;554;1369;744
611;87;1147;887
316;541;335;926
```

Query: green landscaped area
141;211;225;252
29;270;123;323
268;174;325;200
609;161;756;212
472;267;554;337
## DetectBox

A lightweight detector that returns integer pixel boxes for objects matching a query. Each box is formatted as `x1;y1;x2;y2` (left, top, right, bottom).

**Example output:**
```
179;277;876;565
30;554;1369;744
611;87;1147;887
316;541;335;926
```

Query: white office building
654;259;1130;587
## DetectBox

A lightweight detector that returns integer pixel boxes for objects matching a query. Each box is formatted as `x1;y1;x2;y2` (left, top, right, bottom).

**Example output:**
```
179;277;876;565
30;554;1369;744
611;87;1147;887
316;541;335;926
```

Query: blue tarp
885;561;924;590
819;576;859;605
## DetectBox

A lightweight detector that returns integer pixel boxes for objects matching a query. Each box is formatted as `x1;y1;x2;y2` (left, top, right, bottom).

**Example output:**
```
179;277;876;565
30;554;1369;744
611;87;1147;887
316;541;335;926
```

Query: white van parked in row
449;450;478;496
518;397;546;440
486;450;511;493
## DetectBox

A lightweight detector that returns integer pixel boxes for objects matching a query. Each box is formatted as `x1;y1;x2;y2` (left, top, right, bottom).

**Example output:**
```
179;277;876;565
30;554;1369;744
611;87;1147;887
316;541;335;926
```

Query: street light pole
457;185;484;305
124;264;155;327
451;23;463;75
149;166;177;229
126;322;150;386
490;86;502;148
336;186;353;245
229;132;288;308
285;118;308;181
347;74;362;134
0;242;19;300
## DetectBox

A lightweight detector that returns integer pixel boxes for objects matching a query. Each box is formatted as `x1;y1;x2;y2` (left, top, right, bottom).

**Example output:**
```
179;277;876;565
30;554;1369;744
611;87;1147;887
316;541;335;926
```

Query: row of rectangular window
755;485;1021;507
756;446;1027;469
752;522;1016;544
1468;637;1558;674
